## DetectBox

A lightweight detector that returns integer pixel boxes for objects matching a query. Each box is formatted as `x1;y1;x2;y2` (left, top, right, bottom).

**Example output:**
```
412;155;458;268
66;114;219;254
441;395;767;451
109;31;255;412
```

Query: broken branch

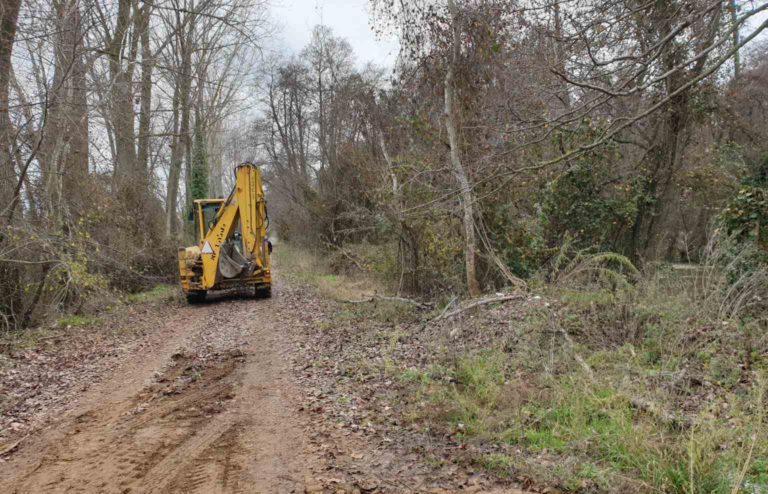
433;294;524;321
342;294;433;310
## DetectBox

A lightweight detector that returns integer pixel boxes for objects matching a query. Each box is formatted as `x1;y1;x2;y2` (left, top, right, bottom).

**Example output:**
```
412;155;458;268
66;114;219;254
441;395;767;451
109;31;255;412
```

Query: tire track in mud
12;349;244;494
1;292;314;494
1;282;540;494
167;421;250;494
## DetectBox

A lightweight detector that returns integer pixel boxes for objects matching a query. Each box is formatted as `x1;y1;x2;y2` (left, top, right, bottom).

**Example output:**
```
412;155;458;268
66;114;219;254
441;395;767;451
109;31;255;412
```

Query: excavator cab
178;163;272;303
191;200;225;240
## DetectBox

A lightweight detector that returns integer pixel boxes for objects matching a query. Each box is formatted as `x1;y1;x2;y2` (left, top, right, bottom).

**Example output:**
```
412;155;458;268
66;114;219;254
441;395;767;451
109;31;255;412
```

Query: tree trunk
137;1;153;180
634;97;690;260
552;0;570;111
377;128;398;201
0;0;22;221
318;70;326;173
63;0;89;206
207;124;222;197
40;0;87;227
166;12;194;238
631;2;723;261
445;0;481;297
0;0;23;330
730;0;740;79
109;0;137;184
181;96;192;217
180;19;194;222
166;83;182;237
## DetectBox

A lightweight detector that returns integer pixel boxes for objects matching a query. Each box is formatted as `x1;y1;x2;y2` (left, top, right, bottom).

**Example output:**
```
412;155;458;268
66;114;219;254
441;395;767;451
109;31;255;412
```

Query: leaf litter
0;278;542;493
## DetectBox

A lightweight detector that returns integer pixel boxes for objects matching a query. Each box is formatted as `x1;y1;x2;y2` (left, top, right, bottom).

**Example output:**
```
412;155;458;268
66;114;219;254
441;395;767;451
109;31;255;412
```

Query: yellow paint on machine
177;163;272;302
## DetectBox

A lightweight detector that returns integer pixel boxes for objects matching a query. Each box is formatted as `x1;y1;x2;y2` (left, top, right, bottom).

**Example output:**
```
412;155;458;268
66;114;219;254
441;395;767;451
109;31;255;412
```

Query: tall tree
444;0;481;296
189;107;208;202
137;0;153;176
369;0;514;295
302;25;355;197
101;0;139;183
541;0;768;258
0;0;22;221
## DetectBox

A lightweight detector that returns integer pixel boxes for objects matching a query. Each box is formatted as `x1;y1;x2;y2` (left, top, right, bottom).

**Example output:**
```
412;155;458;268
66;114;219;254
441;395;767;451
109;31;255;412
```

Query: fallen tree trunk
432;294;525;321
342;294;433;310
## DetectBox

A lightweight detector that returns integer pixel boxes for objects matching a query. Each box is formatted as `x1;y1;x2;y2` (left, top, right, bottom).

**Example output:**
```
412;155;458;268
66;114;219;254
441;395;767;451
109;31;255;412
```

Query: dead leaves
282;281;548;493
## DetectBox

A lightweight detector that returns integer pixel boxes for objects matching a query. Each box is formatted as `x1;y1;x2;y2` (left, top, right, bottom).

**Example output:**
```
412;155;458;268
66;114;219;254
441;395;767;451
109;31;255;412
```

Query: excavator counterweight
178;163;272;303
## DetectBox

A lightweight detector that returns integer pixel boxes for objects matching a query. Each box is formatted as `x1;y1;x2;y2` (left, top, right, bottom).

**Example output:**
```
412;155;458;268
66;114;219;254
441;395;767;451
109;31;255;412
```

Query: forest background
0;0;767;329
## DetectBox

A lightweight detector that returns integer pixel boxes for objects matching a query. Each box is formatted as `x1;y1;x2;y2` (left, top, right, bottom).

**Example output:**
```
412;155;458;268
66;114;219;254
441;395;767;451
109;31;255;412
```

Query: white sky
270;0;400;68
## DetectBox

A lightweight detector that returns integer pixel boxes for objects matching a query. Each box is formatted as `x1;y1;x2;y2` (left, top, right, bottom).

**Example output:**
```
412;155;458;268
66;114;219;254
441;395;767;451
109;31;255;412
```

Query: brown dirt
0;277;536;494
0;288;317;494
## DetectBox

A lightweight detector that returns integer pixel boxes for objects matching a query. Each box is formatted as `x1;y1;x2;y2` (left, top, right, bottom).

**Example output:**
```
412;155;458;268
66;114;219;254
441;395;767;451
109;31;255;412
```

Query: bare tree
160;0;272;237
0;0;23;221
301;26;355;196
445;0;480;296
369;0;523;295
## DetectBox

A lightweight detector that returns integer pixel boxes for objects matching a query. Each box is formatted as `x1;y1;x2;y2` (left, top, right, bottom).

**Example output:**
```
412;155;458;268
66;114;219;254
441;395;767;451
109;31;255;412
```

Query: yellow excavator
178;162;272;303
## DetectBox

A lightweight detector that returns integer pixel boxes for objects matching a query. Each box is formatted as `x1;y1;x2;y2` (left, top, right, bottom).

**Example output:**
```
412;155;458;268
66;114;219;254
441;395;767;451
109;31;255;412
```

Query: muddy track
0;291;313;494
1;280;538;494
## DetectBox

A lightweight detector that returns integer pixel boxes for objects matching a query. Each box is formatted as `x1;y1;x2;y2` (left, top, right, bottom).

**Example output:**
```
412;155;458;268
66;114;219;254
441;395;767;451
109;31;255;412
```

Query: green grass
399;368;431;384
428;359;766;493
453;352;504;398
402;265;768;493
455;356;763;493
420;352;508;437
3;326;58;352
474;453;512;476
279;241;768;493
125;284;176;303
57;314;98;327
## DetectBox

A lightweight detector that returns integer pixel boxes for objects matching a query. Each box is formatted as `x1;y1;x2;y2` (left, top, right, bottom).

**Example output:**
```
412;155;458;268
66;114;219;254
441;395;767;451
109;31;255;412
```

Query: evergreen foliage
190;116;209;204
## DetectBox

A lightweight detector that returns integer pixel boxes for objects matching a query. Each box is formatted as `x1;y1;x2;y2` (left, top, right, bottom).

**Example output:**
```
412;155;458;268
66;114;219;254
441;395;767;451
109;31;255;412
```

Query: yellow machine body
178;163;271;302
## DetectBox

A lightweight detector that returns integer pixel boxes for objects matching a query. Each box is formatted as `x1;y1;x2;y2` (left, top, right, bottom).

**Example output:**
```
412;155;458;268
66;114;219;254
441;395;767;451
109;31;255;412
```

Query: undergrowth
273;241;386;302
124;284;177;304
279;237;768;493
1;283;181;354
400;236;768;493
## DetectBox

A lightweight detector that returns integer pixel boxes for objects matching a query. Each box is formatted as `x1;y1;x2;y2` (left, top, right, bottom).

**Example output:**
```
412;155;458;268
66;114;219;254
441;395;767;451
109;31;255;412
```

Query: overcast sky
270;0;400;68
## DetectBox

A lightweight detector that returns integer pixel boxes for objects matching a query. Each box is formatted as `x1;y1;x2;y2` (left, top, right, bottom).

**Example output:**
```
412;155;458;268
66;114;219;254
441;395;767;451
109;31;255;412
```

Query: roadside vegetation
275;241;388;302
3;0;767;334
263;4;768;486
275;232;768;493
0;283;181;354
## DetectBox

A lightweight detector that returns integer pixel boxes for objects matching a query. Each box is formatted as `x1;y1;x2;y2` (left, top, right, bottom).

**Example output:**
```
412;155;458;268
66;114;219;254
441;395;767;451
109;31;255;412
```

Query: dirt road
0;288;323;494
0;276;537;494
